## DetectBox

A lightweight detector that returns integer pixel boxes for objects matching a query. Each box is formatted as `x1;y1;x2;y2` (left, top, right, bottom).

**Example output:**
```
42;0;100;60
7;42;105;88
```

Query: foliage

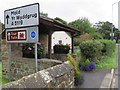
0;63;10;85
79;40;103;61
74;32;103;46
97;39;116;56
54;44;70;54
94;21;118;40
0;21;5;33
67;54;84;85
114;29;120;43
0;62;2;85
67;54;79;73
96;45;117;70
74;33;92;45
22;42;44;55
74;72;84;86
40;11;48;17
73;46;80;53
90;32;103;40
68;18;93;33
54;17;67;25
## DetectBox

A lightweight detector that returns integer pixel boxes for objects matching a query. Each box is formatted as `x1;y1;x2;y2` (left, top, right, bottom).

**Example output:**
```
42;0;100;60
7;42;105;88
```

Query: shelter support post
71;33;74;53
48;30;52;59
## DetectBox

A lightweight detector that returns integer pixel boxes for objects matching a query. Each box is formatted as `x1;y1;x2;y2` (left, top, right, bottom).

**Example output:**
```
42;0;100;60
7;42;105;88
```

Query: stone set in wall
2;61;74;88
51;54;68;62
3;57;62;80
51;53;77;62
1;40;9;61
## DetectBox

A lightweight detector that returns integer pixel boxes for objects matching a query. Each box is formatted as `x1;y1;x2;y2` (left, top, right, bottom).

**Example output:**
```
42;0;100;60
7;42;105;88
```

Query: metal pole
112;4;114;40
35;43;38;72
112;2;118;40
8;44;11;81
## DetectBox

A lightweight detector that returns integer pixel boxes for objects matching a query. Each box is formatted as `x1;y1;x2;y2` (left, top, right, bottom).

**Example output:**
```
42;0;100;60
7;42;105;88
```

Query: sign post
4;3;40;77
8;44;11;81
35;43;38;72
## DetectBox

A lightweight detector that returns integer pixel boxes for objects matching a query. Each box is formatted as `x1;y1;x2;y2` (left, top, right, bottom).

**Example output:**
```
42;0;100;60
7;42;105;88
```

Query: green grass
76;44;118;70
69;46;80;53
0;62;2;85
0;62;10;85
74;46;80;53
96;45;118;70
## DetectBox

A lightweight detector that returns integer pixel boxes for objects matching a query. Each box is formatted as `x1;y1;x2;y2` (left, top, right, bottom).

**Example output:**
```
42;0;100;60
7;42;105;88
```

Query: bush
67;54;79;73
54;44;70;54
97;39;116;56
90;32;103;40
74;72;84;86
74;33;92;46
79;40;103;61
67;54;84;86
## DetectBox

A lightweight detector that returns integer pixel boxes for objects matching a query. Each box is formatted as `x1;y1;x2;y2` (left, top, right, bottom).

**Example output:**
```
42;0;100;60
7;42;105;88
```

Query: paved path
76;69;111;88
110;44;120;89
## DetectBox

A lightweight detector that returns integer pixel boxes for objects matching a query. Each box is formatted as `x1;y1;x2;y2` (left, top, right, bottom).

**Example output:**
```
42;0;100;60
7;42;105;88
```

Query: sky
0;0;119;28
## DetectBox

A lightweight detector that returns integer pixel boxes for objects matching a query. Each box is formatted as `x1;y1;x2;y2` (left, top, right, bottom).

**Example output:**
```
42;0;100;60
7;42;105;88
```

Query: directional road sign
4;3;39;29
7;30;27;41
6;26;38;43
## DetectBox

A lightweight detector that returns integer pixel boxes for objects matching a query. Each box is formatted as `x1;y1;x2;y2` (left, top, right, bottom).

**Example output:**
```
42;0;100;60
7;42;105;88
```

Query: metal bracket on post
8;44;11;81
35;43;38;72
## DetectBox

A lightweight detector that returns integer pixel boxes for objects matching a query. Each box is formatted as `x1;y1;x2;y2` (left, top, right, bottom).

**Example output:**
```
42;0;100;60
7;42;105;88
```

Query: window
58;40;62;44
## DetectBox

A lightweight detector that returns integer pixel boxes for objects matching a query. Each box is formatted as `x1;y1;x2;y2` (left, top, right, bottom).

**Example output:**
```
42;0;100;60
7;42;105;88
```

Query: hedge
53;44;70;54
96;39;116;56
79;40;116;61
79;40;103;61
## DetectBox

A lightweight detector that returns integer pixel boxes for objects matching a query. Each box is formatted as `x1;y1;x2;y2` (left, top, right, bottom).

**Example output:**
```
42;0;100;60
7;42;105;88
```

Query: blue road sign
31;31;36;38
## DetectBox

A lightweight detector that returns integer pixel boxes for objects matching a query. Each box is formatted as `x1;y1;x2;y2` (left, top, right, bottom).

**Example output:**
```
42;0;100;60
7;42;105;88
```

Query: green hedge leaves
79;40;116;61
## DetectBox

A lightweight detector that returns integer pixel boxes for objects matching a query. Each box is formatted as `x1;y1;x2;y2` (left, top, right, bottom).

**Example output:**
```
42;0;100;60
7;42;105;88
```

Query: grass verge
69;46;80;53
96;45;118;70
0;62;2;85
0;62;10;85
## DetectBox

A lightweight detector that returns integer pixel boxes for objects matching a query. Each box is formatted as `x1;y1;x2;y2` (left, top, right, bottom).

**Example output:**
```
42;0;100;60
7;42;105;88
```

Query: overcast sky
0;0;119;28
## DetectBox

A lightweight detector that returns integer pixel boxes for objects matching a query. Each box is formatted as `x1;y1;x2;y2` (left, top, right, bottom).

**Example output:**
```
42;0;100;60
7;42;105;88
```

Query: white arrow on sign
7;33;10;40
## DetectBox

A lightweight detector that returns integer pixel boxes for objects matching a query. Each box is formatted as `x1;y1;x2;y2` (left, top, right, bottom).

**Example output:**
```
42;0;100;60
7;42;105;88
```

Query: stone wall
3;57;62;80
51;53;77;62
1;40;9;61
51;54;68;62
2;61;74;88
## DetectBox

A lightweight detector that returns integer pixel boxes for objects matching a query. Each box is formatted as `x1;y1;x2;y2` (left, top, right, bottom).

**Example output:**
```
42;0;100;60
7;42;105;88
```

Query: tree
68;18;93;33
54;17;67;25
94;21;116;40
114;28;120;43
40;12;48;17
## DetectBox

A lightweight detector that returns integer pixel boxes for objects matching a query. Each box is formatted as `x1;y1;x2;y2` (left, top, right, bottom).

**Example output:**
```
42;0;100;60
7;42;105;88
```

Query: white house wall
52;31;71;52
